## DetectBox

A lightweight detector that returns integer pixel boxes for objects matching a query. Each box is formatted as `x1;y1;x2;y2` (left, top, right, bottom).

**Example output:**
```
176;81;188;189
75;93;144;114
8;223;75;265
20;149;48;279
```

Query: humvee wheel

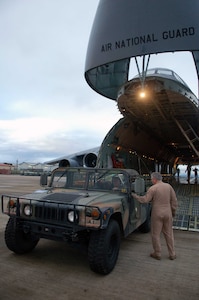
5;216;40;254
88;219;121;275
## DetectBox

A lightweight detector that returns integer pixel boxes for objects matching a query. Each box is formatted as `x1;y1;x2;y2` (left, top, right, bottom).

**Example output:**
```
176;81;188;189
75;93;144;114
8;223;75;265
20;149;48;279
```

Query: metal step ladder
175;119;199;157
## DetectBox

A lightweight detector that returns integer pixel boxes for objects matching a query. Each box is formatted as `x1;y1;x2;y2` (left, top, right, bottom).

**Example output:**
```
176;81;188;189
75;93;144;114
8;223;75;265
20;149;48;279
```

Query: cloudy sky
0;0;198;164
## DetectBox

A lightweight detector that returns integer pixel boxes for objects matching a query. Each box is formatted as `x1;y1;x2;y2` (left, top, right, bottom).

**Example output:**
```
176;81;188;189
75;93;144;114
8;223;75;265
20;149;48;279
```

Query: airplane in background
46;146;99;168
46;68;199;175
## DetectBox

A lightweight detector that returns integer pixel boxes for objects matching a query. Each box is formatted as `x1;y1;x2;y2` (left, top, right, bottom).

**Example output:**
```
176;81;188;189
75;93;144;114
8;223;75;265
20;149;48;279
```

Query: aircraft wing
45;147;100;167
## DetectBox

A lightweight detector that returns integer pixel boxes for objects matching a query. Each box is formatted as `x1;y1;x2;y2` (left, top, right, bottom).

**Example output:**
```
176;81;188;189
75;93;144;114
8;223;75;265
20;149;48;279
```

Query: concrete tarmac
0;174;199;300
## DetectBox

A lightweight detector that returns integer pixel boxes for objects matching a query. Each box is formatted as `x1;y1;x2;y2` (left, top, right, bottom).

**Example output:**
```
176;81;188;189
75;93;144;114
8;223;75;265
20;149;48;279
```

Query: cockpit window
134;68;189;89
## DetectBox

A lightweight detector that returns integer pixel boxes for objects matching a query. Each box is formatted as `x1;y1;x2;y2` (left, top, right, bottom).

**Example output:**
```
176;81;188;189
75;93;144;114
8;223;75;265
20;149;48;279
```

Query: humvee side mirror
40;173;48;186
133;177;145;195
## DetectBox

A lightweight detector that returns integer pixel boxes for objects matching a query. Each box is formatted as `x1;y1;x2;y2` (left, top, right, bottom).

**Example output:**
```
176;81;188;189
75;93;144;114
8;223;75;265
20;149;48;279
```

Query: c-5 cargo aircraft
84;0;199;174
46;67;199;175
47;0;199;175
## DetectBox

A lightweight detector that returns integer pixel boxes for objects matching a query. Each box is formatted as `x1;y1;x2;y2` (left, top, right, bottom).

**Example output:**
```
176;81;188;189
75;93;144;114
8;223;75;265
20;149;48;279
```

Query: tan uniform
134;181;178;257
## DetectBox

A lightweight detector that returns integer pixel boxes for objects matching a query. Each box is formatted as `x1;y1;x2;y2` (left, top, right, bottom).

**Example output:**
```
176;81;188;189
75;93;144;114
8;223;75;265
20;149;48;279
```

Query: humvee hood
22;190;122;206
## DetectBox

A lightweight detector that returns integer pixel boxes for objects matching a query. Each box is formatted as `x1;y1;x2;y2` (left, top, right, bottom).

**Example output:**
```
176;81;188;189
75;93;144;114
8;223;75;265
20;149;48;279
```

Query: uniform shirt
133;181;178;217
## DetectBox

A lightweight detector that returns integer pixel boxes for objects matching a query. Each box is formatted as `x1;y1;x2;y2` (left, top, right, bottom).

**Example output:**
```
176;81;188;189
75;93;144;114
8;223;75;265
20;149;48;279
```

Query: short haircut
151;172;162;181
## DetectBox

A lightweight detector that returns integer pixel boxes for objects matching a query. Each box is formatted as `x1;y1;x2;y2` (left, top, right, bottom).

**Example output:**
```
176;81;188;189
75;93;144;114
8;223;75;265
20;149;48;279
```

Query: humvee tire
5;216;40;254
88;219;121;275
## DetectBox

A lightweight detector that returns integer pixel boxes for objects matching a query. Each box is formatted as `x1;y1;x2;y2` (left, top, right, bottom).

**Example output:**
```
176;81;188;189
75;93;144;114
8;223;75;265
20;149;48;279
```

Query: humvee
1;167;151;275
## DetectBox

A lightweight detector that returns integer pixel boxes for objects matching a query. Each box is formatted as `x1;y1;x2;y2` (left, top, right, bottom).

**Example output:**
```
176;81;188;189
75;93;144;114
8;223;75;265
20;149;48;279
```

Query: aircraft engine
59;159;79;168
83;153;97;167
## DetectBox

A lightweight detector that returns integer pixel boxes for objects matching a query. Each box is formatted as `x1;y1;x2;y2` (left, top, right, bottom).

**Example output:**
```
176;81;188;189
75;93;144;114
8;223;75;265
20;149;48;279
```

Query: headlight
86;207;100;220
68;210;78;223
24;204;32;216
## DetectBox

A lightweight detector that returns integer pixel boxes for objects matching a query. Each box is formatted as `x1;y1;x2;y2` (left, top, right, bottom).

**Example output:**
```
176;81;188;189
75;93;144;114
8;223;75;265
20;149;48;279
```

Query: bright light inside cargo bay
139;90;146;98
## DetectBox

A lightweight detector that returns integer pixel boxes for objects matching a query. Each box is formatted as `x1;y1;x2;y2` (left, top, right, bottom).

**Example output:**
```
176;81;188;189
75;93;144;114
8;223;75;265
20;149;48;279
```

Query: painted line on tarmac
0;186;12;188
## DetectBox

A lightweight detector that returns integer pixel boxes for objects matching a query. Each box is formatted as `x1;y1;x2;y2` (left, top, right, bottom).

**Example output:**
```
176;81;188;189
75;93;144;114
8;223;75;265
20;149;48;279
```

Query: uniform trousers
151;213;175;257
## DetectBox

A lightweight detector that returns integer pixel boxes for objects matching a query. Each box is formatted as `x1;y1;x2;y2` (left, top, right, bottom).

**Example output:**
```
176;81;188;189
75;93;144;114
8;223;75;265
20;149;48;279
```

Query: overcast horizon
0;0;198;164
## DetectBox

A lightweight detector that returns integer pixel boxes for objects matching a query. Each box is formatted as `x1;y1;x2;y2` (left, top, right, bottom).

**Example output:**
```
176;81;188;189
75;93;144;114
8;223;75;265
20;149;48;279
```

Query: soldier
132;172;178;260
185;164;191;183
193;167;198;183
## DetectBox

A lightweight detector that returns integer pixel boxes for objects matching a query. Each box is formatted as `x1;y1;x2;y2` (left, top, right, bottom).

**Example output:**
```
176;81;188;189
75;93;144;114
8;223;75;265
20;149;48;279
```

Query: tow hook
62;232;78;242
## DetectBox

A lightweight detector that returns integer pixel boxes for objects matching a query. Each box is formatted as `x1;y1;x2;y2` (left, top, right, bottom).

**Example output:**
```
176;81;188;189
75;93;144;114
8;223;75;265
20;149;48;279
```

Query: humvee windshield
51;168;129;192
